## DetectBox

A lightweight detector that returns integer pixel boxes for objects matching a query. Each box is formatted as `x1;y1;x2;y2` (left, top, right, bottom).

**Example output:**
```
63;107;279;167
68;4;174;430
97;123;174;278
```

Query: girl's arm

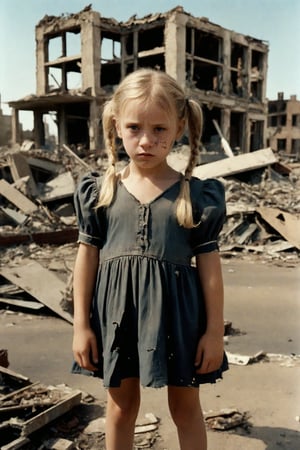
72;242;99;371
195;251;225;374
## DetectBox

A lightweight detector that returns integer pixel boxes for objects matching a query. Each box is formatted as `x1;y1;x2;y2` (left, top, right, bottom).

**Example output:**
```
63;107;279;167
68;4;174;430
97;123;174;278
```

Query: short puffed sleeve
74;172;106;248
190;177;226;255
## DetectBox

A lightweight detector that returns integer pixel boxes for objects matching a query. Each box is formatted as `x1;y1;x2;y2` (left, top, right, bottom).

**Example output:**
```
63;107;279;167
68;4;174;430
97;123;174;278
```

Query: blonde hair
97;68;203;228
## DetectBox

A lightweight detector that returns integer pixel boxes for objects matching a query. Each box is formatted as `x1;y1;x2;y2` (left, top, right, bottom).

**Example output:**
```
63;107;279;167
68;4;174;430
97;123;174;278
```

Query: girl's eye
127;124;139;131
155;127;166;132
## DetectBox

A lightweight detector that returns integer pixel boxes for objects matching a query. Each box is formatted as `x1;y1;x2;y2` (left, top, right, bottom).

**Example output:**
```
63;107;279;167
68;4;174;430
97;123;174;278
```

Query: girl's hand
194;332;224;374
72;326;99;371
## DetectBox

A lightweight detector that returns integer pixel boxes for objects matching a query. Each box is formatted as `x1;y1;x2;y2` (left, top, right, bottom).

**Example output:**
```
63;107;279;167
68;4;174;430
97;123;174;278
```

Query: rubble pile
0;365;160;450
0;143;299;262
220;169;300;260
204;408;251;431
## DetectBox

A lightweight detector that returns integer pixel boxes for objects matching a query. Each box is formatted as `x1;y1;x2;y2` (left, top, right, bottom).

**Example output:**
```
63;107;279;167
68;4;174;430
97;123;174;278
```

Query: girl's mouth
137;153;154;157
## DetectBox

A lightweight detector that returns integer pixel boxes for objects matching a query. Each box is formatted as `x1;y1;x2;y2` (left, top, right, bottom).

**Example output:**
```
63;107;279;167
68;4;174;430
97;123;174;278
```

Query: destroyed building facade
8;6;269;154
267;92;300;156
0;95;14;146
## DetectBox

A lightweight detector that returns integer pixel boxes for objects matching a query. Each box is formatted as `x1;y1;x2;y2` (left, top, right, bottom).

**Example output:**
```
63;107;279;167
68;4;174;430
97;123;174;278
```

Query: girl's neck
123;161;179;182
119;162;182;204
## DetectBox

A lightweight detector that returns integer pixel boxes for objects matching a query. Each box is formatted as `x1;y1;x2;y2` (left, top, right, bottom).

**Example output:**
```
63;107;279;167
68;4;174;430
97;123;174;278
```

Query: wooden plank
193;147;278;179
0;297;44;310
0;261;73;324
1;437;30;450
0;382;39;403
62;144;92;170
21;390;82;436
256;206;300;250
0;179;38;214
0;366;30;383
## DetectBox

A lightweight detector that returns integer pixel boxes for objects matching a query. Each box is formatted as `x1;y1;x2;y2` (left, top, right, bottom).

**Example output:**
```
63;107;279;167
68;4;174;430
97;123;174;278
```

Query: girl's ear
176;119;185;140
114;118;122;138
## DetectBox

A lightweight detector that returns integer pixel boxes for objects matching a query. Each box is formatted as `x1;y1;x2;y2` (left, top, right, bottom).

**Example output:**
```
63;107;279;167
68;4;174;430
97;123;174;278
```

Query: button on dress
72;171;228;387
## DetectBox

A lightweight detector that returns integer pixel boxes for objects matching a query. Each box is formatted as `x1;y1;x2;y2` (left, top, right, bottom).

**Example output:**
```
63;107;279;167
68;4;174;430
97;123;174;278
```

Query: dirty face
115;99;184;171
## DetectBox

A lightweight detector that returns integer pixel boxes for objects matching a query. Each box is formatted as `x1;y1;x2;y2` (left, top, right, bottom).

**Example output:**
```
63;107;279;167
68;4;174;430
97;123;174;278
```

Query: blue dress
72;171;228;388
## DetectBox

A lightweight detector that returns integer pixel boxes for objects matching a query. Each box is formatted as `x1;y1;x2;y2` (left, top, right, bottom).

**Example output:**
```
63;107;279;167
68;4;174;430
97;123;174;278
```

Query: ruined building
8;6;269;154
0;95;13;146
267;92;300;156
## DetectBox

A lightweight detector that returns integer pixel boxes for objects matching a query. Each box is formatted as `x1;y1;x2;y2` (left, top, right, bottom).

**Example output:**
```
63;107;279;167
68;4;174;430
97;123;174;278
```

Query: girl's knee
107;379;140;424
168;387;202;427
109;400;139;425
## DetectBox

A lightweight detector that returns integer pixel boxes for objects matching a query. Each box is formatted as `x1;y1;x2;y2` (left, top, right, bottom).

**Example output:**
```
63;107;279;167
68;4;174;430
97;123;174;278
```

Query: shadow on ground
233;425;300;449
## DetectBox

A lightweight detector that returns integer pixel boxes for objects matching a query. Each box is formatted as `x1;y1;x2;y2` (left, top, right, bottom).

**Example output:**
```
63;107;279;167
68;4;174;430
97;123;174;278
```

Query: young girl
72;68;228;450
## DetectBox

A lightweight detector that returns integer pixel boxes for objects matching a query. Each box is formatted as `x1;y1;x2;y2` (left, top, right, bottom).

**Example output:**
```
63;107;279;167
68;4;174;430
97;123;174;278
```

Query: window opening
277;139;286;151
230;112;245;151
48;67;62;92
186;27;223;92
138;26;164;52
291;139;300;153
201;106;222;152
230;42;247;97
48;35;62;61
101;35;121;87
250;120;264;151
66;30;81;56
250;49;264;101
292;114;300;127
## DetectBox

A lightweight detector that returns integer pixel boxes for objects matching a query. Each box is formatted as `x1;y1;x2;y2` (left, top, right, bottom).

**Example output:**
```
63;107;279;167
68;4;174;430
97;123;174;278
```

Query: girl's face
115;99;184;171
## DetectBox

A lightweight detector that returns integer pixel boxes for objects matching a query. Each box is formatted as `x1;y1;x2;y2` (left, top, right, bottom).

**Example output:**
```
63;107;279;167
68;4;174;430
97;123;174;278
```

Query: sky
0;0;300;130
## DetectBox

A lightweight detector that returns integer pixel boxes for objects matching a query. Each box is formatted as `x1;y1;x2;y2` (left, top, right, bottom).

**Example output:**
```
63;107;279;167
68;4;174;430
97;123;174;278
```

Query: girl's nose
139;132;156;147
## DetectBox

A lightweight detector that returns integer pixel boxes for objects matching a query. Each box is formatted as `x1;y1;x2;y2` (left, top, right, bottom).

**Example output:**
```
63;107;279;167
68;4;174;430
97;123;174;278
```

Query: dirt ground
1;257;300;449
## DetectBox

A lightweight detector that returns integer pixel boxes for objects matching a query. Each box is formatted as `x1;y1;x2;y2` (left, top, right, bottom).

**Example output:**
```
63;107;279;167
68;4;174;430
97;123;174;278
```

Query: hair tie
185;97;190;109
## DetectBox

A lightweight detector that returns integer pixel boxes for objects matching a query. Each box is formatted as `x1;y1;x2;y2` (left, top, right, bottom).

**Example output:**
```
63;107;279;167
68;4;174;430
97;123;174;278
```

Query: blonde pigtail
96;101;119;208
176;98;203;228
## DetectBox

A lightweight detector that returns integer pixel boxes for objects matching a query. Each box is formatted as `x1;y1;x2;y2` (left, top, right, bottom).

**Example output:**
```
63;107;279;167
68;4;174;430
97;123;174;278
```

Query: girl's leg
105;377;140;450
168;386;207;450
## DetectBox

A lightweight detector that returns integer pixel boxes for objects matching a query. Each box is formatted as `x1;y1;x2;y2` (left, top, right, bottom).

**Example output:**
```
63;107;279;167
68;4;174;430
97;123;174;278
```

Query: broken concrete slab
193;147;278;179
27;156;63;177
0;179;38;214
204;408;250;431
83;417;106;434
43;437;75;450
8;152;39;197
257;206;300;250
226;350;266;365
0;260;73;323
0;206;27;225
39;171;75;202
